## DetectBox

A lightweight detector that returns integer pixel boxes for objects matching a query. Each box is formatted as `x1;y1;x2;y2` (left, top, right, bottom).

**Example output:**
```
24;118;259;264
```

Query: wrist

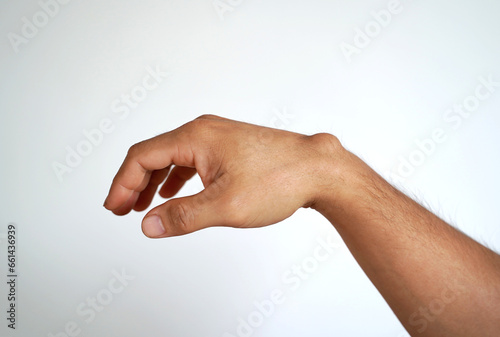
302;133;349;209
304;133;375;221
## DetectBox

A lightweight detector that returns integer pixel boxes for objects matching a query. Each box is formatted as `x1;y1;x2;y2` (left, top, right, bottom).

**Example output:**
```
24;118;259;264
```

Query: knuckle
185;116;221;143
184;117;209;133
127;142;143;158
168;202;195;234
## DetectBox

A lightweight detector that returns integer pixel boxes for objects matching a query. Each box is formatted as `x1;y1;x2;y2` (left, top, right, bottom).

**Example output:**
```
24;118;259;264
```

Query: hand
103;115;340;238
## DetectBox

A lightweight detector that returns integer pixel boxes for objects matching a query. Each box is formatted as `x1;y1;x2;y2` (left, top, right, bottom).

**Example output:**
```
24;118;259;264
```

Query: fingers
133;167;172;212
103;130;197;212
111;190;141;216
111;165;198;215
159;166;197;198
142;175;230;238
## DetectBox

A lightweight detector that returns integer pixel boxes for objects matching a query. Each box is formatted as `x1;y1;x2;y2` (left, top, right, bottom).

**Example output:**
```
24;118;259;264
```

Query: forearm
312;138;500;336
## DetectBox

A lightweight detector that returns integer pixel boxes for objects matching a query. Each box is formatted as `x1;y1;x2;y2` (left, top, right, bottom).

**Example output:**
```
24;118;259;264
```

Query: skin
104;115;500;336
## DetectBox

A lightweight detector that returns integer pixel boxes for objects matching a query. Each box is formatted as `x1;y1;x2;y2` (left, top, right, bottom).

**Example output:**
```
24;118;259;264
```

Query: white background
1;0;500;336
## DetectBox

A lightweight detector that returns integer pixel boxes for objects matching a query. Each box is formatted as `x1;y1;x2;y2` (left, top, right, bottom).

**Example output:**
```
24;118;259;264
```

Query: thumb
142;181;228;238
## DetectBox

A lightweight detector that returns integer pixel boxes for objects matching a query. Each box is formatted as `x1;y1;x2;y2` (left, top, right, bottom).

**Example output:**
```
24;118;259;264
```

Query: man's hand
104;115;500;336
103;114;340;238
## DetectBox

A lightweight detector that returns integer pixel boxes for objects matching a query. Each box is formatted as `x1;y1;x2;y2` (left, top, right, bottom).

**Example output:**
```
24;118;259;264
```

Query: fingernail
143;215;166;237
